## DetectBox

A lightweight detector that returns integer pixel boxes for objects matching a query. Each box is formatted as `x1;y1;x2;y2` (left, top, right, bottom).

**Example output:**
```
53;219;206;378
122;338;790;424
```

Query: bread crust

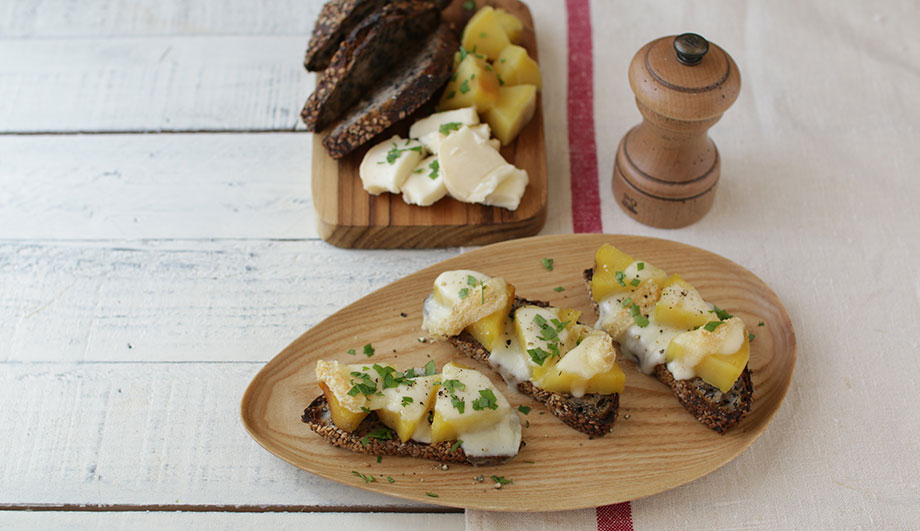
304;0;388;72
302;395;519;466
583;268;753;433
448;297;620;438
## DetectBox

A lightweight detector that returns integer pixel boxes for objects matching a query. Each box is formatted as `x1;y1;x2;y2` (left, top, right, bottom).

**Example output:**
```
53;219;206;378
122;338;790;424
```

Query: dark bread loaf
302;395;520;466
447;297;620;438
582;268;753;433
302;1;441;132
304;0;388;72
322;22;457;158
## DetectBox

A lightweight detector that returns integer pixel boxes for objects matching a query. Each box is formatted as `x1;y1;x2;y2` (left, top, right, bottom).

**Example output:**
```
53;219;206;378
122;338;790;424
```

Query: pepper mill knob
613;33;741;228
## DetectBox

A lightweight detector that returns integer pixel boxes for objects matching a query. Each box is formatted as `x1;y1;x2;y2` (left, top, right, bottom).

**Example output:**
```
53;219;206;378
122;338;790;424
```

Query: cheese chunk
419;123;492;156
422;270;511;339
400;156;447;206
374;374;440;442
410;107;479;150
431;362;513;443
359;136;426;195
665;317;746;381
440;126;521;205
482;166;528;211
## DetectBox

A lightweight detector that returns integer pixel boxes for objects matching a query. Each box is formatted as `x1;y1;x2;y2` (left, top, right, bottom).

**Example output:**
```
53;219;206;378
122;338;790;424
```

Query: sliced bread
322;23;457;158
447;297;620;438
302;1;441;132
582;268;752;433
304;0;388;72
302;395;519;466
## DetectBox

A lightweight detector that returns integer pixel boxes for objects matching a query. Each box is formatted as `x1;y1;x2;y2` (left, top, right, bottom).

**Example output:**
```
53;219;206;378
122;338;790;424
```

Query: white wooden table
4;1;920;529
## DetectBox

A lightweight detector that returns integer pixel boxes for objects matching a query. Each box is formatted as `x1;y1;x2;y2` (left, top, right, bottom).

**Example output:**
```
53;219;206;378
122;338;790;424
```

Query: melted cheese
422;270;510;339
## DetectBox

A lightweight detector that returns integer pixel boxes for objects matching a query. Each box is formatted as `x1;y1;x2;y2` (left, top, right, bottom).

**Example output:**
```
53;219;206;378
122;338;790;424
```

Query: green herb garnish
439;122;462;135
703;321;724;332
527;347;551;366
517;405;531;415
615;271;626;287
472;389;499;411
758;321;765;327
426;492;439;498
463;0;475;10
480;32;488;38
401;396;414;407
637;262;645;270
621;296;633;308
629;303;649;327
629;277;641;287
359;427;394;446
541;257;554;271
712;305;733;320
459;79;471;94
553;286;565;292
748;332;755;342
443;379;466;394
497;74;504;86
428;159;440;179
458;287;470;299
352;471;375;483
387;476;395;483
363;343;375;357
424;360;436;376
491;475;513;486
347;348;356;355
446;90;456;99
450;439;463;453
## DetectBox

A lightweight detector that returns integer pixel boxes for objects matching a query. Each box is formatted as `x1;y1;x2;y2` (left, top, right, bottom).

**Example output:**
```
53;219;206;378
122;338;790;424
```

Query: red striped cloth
566;0;633;528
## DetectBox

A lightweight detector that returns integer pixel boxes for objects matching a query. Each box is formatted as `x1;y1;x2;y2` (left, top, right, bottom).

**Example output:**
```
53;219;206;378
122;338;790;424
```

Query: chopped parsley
637;262;645;271
449;439;463;453
527;347;551;366
711;305;733;320
387;476;395;484
517;405;531;415
462;0;475;10
621;296;633;308
629;303;649;327
450;72;458;82
541;257;554;271
363;343;375;357
748;332;756;342
629;277;641;287
491;475;513;486
352;471;375;483
470;73;476;80
428;159;440;179
497;74;504;86
472;389;499;411
480;32;488;38
446;90;456;99
703;321;724;332
439;122;462;135
459;79;471;94
359;427;394;446
758;321;765;327
413;168;423;173
383;142;420;165
467;274;478;287
373;364;412;389
347;372;377;396
615;271;626;287
443;379;466;394
360;406;371;413
458;287;470;299
426;492;439;498
347;348;356;355
553;286;565;292
424;360;437;376
500;57;507;63
376;456;382;463
401;396;414;407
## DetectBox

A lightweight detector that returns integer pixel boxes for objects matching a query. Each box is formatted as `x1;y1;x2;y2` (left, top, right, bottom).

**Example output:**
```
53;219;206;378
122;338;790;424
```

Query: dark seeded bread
304;0;388;72
448;297;619;438
322;22;457;158
302;395;519;466
583;268;753;433
302;1;440;132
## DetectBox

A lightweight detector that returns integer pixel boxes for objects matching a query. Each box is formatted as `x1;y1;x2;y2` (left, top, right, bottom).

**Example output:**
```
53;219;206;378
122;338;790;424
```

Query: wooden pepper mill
613;33;741;228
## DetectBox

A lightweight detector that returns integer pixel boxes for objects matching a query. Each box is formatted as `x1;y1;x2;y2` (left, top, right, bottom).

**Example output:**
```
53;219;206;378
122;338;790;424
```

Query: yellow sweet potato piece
461;6;511;61
438;53;500;112
494;45;541;90
482;84;537;145
494;8;524;43
466;283;515;351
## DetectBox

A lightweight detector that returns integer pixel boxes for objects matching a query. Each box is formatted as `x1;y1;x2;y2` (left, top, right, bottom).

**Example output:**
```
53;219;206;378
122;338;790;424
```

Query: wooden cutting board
241;234;797;511
311;0;547;249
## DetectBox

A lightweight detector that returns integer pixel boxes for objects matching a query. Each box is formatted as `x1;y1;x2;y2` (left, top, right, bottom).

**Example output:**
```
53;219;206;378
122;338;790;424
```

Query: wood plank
0;36;312;132
312;0;547;248
0;0;321;38
0;511;464;531
0;240;459;362
0;363;434;508
0;133;315;240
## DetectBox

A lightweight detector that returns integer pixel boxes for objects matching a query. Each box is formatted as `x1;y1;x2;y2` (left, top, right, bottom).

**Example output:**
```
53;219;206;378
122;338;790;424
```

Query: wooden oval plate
241;234;796;511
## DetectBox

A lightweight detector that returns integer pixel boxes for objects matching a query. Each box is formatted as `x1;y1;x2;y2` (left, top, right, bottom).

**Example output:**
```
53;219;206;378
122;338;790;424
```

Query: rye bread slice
304;0;388;72
583;268;753;433
302;1;440;132
448;297;620;438
322;22;457;158
302;395;519;466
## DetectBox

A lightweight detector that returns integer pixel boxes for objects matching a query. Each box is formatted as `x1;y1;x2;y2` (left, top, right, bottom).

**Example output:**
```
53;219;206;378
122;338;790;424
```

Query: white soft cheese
482;166;528;211
410;107;479;152
400;155;447;206
665;317;746;380
487;319;531;385
439;126;517;203
435;363;512;436
421;270;509;338
460;411;522;458
359;136;426;195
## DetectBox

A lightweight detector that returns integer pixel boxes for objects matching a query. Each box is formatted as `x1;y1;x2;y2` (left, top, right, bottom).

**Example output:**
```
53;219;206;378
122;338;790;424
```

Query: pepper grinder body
613;34;740;228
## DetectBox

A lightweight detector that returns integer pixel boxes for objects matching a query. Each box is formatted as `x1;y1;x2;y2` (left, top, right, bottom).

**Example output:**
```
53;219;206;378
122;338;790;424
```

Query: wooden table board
311;0;548;248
